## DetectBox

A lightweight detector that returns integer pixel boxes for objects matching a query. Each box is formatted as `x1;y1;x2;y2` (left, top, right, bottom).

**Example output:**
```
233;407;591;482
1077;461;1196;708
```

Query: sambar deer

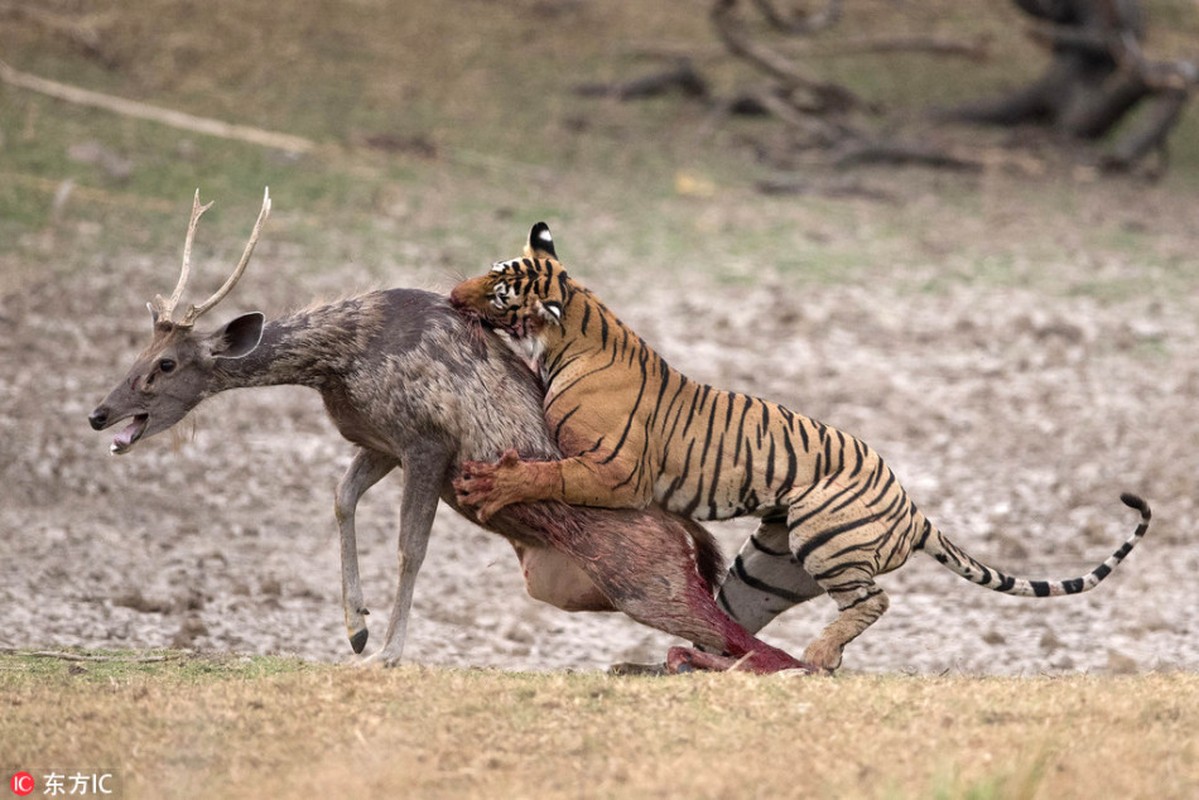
88;189;810;672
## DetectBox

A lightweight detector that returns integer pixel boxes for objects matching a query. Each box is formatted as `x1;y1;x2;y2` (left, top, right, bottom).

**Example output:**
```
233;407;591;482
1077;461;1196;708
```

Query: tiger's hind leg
801;577;889;672
785;487;904;672
716;519;825;635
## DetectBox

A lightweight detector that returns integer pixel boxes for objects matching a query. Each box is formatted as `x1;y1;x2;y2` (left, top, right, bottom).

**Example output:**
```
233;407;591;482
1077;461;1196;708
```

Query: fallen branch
826;34;992;62
574;60;709;100
755;175;898;202
834;140;984;171
0;59;316;154
711;0;865;113
752;88;858;146
1102;84;1191;172
946;0;1193;172
1023;19;1117;56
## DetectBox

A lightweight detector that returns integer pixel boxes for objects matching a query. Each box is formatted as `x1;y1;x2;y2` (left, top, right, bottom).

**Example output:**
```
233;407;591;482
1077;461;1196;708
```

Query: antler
149;187;272;327
149;189;213;323
180;187;271;326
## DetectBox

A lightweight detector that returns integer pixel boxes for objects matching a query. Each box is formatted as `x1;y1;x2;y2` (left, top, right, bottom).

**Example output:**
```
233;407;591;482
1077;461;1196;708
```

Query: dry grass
1;652;1196;799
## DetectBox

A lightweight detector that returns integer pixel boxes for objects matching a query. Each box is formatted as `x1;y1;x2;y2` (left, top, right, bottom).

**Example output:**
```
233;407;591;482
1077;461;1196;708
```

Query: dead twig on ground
750;87;859;147
833;140;985;172
711;0;865;114
574;59;709;100
825;34;992;62
0;59;316;154
754;175;899;202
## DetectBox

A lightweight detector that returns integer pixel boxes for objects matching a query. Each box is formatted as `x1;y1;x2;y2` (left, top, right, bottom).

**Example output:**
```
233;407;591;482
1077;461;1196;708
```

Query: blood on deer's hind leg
665;646;817;674
666;646;740;673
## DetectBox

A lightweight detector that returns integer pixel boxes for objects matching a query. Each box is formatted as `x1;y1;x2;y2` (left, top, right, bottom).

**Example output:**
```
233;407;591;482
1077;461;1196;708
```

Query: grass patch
0;648;314;683
1;652;1196;799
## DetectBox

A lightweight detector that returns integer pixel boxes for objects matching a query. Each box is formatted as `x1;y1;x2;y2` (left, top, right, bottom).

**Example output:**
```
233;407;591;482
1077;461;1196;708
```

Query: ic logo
9;772;34;797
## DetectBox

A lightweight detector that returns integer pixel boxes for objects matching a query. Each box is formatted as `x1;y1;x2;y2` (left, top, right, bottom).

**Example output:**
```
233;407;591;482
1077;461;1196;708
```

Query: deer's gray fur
89;194;808;670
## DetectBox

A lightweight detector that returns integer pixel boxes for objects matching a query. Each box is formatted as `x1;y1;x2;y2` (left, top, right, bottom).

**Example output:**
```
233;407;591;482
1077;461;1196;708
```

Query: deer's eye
158;358;177;374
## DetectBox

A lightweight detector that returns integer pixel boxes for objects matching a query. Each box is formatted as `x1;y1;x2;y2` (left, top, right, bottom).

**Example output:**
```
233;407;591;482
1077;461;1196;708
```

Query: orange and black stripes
449;223;1152;671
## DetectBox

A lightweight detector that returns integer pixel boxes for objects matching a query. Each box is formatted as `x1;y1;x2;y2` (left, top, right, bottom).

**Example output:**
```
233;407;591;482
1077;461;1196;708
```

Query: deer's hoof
349;628;369;654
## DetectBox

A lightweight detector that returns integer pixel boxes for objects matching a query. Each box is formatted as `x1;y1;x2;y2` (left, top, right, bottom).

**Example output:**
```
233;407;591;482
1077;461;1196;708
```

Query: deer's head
89;189;271;454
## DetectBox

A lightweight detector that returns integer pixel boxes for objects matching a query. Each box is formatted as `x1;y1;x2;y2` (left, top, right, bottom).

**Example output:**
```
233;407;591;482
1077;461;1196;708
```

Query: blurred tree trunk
947;0;1195;171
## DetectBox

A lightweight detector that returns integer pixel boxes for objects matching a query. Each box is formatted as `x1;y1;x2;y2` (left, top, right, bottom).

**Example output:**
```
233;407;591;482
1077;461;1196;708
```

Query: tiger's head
450;222;571;359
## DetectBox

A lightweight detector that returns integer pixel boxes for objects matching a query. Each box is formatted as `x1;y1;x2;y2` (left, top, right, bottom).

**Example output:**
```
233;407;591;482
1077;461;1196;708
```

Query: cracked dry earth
2;226;1196;676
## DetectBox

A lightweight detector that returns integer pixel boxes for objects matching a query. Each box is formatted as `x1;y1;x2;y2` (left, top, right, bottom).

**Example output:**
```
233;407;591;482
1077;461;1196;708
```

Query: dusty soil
2;175;1196;677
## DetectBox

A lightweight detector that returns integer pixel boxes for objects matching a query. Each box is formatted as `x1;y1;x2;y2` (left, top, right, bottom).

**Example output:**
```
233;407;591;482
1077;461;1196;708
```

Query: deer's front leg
335;449;398;655
454;449;649;522
369;444;452;667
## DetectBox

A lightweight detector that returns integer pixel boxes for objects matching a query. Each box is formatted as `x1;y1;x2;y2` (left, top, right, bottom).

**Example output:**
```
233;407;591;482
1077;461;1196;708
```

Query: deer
87;189;813;673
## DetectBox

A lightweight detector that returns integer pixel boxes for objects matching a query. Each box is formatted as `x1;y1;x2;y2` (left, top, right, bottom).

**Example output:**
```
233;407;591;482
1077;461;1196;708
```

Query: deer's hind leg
504;503;813;673
335;448;398;655
786;486;897;672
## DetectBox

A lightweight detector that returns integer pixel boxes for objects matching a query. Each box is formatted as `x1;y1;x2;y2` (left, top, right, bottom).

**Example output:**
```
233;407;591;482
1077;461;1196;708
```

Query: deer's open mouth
111;414;150;455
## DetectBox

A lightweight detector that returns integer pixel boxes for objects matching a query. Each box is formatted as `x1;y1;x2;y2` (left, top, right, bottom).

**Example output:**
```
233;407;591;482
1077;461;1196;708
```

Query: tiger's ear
524;221;557;260
537;300;563;327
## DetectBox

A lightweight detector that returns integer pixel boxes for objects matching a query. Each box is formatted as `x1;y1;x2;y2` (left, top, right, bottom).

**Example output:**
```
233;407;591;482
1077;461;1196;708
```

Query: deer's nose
88;406;109;431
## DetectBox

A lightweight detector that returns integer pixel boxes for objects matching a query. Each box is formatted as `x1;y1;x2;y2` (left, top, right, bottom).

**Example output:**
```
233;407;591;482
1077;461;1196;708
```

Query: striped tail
919;493;1150;597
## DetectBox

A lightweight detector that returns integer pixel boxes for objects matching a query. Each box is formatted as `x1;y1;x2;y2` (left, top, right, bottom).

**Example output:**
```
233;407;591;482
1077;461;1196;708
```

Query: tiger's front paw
453;462;498;518
454;449;524;523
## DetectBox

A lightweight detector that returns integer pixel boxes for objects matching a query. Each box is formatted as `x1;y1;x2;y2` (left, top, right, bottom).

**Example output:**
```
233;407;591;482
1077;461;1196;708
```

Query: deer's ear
211;312;265;359
523;221;557;260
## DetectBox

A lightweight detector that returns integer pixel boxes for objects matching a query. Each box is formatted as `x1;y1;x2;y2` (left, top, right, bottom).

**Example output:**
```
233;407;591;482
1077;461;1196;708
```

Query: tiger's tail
918;493;1150;597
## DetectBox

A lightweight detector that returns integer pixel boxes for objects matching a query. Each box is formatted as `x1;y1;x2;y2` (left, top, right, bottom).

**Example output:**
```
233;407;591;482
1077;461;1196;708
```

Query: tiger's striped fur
449;223;1151;671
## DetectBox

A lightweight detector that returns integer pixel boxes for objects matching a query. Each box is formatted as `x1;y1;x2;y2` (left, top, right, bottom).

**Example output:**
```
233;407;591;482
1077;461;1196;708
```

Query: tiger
448;222;1151;672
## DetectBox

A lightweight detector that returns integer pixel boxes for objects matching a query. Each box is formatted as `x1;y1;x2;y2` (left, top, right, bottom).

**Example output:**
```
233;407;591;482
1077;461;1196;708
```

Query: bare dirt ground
1;170;1196;677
